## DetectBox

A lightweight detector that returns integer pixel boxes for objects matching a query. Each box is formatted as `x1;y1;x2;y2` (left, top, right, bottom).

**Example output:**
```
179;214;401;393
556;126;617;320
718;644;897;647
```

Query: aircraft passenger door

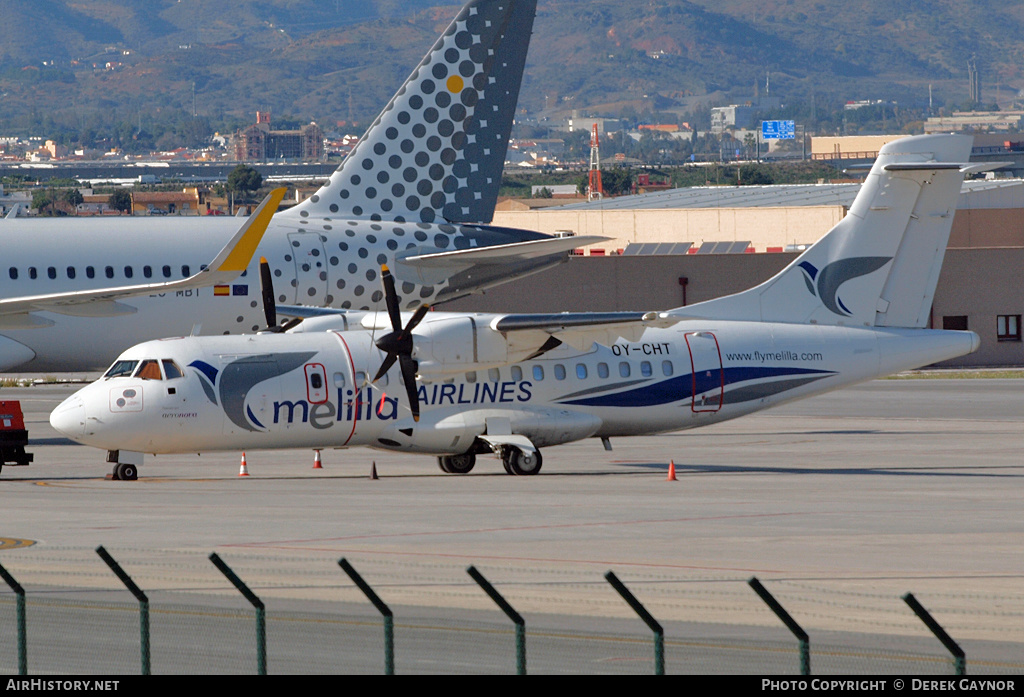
287;233;329;304
305;363;328;404
685;332;723;413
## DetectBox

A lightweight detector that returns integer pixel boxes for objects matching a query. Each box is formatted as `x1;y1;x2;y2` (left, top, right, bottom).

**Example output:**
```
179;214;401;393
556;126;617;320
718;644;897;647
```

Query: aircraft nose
50;394;86;439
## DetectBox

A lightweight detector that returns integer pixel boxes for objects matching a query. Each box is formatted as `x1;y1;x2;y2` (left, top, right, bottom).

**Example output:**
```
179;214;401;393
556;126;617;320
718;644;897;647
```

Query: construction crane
587;123;604;201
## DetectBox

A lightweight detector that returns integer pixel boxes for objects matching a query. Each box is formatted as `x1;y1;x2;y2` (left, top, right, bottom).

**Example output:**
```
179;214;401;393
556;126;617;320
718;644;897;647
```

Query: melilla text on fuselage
271;381;535;428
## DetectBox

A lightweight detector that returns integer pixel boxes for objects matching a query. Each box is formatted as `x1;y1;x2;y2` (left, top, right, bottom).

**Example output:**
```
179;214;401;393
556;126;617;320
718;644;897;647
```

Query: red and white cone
313;449;323;469
666;460;677;481
239;452;250;477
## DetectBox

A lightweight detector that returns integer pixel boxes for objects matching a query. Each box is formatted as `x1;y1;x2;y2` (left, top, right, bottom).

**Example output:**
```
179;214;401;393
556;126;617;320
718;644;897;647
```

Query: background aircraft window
162;360;184;379
66;267;76;279
597;362;609;378
105;266;114;279
511;366;523;382
29;267;37;280
8;268;15;280
143;266;153;278
181;265;190;277
488;368;500;382
662;360;674;376
333;372;346;388
104;360;138;378
576;364;588;379
619;362;630;378
124;266;134;279
554;364;566;380
641;361;653;377
533;365;544;381
465;371;477;383
162;265;172;278
86;267;95;279
134;359;162;380
47;267;56;279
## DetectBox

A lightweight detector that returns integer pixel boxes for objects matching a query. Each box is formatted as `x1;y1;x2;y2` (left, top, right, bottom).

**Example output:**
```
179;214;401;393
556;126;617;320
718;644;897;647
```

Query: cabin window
29;267;37;280
163;265;172;278
143;266;153;279
641;361;652;377
465;371;477;383
597;362;609;378
134;359;162;380
532;365;544;381
333;372;346;388
619;362;630;378
47;267;56;280
8;268;16;280
162;360;184;379
511;366;523;382
104;360;138;378
105;266;114;279
66;267;76;279
124;266;134;279
662;360;674;376
181;265;190;277
554;364;566;380
576;364;588;379
355;371;367;385
488;368;500;382
86;267;95;279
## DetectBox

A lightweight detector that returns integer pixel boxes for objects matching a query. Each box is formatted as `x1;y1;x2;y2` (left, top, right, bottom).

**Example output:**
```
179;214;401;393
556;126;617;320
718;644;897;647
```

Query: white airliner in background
0;0;596;372
51;135;982;480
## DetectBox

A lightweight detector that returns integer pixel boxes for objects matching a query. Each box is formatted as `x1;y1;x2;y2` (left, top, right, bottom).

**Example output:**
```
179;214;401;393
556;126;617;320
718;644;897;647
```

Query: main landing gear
436;445;543;475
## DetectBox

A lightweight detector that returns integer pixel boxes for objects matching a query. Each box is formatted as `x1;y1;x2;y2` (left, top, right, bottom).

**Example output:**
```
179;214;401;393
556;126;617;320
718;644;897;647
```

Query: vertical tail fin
281;0;537;225
677;134;975;328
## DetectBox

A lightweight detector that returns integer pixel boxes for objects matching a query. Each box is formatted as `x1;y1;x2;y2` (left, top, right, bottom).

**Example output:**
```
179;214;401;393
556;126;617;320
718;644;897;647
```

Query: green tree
108;189;132;214
227;164;263;202
63;188;84;214
32;189;55;216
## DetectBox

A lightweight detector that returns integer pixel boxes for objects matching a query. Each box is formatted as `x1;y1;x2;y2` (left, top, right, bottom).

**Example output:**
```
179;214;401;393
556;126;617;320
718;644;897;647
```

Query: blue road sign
762;120;796;140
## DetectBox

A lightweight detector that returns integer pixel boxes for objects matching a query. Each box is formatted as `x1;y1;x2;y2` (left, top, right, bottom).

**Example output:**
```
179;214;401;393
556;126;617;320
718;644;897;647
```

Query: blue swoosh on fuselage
556;366;835;408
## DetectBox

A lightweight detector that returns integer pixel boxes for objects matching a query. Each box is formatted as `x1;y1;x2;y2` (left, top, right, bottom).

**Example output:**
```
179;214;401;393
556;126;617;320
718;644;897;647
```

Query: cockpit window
162;360;184;379
104;360;138;378
134;359;162;381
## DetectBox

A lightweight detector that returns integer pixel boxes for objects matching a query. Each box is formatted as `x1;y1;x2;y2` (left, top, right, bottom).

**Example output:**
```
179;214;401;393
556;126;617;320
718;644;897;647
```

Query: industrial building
233;112;325;162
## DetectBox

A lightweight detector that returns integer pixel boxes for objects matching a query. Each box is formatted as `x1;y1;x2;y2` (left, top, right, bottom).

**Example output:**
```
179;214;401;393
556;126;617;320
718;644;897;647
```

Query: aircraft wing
0;188;285;322
491;310;681;350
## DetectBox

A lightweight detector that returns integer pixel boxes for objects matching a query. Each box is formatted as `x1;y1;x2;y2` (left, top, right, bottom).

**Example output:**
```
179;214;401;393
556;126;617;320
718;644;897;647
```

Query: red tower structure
587;123;604;201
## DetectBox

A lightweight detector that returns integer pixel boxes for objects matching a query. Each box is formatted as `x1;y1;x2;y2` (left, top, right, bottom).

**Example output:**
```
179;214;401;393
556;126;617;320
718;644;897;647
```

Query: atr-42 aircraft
0;0;597;372
51;135;983;480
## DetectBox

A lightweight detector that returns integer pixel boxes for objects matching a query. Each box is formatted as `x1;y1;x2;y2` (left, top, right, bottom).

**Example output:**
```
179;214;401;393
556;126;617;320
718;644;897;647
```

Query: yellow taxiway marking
0;538;35;550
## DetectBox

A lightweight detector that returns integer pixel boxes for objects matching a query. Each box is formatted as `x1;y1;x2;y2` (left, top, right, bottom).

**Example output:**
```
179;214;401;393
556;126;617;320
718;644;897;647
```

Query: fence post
903;592;966;675
95;547;149;675
209;553;266;675
748;577;810;675
0;562;27;675
604;571;665;675
338;558;394;675
467;566;525;675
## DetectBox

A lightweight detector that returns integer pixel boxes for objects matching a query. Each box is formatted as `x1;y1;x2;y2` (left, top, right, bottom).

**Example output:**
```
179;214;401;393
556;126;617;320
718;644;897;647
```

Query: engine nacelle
412;314;550;377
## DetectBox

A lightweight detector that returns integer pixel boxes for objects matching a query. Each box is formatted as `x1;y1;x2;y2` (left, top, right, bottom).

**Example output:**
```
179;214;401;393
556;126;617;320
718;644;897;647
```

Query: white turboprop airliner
0;0;599;372
51;135;982;480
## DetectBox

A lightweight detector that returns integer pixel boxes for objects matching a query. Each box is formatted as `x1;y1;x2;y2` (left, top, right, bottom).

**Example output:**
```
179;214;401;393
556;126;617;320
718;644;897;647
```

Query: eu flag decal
232;285;248;296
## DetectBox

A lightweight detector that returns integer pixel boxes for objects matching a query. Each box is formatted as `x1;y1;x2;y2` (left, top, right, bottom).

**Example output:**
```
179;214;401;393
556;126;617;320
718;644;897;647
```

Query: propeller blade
259;257;277;329
279;317;304;332
380;264;402;332
405;303;430;333
372;353;398;384
399;355;420;422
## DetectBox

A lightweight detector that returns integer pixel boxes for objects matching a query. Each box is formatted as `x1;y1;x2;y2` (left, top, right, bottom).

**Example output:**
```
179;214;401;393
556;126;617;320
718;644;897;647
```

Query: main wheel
437;456;452;473
444;452;476;474
506;448;542;476
118;463;138;481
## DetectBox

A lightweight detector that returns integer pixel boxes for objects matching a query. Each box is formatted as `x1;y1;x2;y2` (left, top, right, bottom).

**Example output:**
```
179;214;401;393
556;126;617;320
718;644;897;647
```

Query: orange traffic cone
313;450;323;469
666;460;677;481
239;452;250;477
370;461;378;480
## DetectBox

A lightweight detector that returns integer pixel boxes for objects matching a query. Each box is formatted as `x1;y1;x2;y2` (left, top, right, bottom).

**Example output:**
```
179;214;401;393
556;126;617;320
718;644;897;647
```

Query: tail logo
798;257;892;316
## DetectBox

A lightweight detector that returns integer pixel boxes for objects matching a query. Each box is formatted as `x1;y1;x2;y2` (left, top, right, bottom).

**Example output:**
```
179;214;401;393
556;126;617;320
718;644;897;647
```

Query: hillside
0;0;1022;140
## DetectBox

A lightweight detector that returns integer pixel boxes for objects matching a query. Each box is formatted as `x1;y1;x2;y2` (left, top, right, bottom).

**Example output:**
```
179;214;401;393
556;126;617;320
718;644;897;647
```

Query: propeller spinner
372;265;429;422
